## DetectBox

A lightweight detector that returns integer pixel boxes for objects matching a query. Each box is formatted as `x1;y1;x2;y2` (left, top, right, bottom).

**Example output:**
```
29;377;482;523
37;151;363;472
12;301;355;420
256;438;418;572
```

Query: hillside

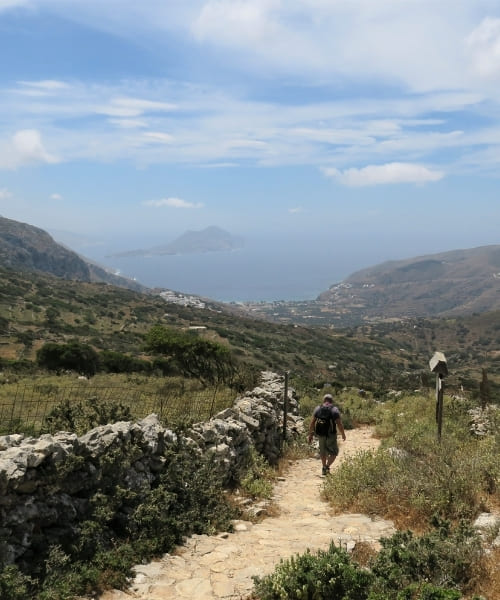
1;264;499;398
0;264;406;388
0;215;147;292
244;244;500;328
1;216;498;396
318;245;500;320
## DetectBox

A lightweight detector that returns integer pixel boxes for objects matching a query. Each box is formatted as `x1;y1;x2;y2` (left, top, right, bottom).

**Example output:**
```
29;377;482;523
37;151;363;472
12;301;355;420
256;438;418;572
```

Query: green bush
98;349;151;374
36;341;99;376
144;324;236;385
252;542;374;600
369;519;484;598
240;448;275;499
252;521;482;600
42;396;134;435
0;566;34;600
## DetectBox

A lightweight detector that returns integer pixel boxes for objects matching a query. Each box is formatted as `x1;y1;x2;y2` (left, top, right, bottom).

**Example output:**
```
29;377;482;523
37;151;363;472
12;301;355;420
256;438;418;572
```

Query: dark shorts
318;433;339;457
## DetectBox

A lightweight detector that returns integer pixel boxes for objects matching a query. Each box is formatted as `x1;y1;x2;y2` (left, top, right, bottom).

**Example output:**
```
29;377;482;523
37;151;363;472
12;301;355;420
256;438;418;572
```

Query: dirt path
100;428;395;600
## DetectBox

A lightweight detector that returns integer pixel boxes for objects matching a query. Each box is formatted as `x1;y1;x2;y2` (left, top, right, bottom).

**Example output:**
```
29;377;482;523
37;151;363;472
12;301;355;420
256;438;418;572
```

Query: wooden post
429;352;448;442
436;374;444;441
282;371;289;442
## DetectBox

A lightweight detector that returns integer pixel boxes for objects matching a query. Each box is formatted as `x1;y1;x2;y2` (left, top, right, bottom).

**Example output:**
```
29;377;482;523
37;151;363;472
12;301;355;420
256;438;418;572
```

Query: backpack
314;405;334;436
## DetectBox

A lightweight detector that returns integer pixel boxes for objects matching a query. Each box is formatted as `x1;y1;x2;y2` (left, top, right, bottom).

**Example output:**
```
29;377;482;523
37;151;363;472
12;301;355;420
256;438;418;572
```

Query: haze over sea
81;231;443;303
85;234;337;302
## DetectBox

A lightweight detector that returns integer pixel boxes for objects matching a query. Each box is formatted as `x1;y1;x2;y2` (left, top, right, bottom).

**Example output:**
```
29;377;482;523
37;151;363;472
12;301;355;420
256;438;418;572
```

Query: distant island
107;226;244;258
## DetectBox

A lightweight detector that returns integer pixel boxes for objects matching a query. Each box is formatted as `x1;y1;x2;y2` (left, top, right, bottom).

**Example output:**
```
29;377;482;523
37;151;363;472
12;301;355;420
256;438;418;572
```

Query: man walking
308;393;346;476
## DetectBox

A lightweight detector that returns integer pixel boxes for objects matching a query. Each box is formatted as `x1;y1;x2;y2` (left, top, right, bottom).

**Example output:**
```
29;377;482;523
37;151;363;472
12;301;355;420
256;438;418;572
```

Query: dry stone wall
0;371;302;569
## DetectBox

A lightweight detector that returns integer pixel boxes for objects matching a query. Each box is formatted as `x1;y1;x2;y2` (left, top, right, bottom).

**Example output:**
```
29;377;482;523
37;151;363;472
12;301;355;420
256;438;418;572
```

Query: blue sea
81;232;388;303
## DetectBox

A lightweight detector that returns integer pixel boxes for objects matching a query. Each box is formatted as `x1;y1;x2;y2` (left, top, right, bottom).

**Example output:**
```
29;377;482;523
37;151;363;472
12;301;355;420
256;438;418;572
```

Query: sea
78;232;386;303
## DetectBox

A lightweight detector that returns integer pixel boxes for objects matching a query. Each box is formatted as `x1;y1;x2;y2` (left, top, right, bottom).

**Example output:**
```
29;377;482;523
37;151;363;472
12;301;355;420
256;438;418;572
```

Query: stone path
100;428;395;600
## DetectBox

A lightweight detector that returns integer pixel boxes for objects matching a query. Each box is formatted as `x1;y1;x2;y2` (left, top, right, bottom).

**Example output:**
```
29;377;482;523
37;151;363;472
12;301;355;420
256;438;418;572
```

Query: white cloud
144;197;204;208
466;17;500;80
18;80;70;90
0;130;58;169
143;132;175;143
13;129;58;165
289;207;303;213
96;97;177;118
227;139;267;148
0;188;12;200
12;80;72;98
193;0;281;45
0;77;491;175
110;118;148;129
13;2;497;93
189;0;481;91
0;0;28;11
323;162;444;186
50;193;63;200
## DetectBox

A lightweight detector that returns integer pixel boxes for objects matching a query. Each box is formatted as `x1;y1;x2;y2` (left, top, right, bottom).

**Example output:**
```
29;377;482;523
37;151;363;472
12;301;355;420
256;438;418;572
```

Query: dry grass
477;547;500;600
0;373;236;434
350;541;378;567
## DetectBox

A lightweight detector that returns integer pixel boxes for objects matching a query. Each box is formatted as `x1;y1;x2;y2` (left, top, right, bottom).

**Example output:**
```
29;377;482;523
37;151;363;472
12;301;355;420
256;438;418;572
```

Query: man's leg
326;454;337;467
318;437;328;474
325;435;339;470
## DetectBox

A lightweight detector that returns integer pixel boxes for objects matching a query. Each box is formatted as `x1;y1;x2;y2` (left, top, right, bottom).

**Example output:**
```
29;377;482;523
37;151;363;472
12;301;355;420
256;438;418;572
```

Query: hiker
308;393;346;476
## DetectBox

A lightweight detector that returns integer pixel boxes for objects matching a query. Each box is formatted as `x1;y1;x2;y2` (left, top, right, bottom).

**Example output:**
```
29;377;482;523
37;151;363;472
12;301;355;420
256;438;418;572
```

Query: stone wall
0;371;302;569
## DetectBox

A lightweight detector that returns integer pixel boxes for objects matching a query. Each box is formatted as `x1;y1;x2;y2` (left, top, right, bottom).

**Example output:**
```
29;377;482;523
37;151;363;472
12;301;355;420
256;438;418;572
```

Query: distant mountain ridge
2;215;499;324
108;226;244;258
317;244;500;321
0;215;147;292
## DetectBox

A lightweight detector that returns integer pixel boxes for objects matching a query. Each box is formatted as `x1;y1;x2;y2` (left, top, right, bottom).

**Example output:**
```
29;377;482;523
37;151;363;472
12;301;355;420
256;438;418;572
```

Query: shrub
240;448;275;499
252;521;482;600
42;396;133;435
323;393;500;528
252;542;374;600
36;341;99;376
98;349;151;374
0;565;34;600
144;324;236;385
369;518;485;598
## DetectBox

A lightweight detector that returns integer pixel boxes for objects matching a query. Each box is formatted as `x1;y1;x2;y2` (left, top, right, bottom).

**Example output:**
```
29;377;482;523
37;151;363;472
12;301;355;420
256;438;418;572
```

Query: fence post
429;352;448;442
282;371;289;442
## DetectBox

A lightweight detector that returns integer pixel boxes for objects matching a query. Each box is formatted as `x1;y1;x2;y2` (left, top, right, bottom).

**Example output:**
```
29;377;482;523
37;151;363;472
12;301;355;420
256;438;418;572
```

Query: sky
0;1;500;272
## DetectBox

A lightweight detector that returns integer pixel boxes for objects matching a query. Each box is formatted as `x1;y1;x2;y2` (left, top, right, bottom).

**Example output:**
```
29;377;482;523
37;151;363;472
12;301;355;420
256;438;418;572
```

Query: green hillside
1;264;498;400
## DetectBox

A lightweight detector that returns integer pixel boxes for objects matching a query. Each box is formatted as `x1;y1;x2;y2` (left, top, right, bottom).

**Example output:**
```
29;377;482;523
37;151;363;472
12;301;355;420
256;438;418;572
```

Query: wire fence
0;383;237;436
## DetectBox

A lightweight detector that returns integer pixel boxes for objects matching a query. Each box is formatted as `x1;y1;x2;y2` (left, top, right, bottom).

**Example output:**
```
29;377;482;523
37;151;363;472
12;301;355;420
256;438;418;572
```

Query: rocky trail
100;427;395;600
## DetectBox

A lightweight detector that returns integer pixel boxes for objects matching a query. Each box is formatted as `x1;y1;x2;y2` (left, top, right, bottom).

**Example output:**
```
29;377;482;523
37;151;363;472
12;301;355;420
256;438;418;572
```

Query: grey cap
323;393;333;402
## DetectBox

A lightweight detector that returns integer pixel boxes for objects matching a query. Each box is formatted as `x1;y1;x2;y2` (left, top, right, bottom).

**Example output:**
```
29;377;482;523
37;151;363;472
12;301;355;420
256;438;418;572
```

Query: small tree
144;325;235;386
37;340;99;376
44;306;60;325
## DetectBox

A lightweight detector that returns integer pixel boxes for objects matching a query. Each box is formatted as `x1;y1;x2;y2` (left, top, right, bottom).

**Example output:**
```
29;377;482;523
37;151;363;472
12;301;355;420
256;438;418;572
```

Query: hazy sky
0;1;499;261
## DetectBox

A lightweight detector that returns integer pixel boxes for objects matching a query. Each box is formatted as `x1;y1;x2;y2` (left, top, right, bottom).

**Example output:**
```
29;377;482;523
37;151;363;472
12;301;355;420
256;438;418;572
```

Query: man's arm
336;417;346;441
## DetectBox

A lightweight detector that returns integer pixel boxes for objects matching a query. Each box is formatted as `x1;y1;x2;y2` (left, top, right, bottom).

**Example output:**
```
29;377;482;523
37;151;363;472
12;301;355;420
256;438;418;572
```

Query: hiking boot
322;465;328;476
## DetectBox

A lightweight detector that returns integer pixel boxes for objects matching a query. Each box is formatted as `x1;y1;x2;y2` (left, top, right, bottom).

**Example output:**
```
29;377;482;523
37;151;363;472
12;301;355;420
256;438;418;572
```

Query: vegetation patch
323;394;499;529
251;518;485;600
0;433;239;600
